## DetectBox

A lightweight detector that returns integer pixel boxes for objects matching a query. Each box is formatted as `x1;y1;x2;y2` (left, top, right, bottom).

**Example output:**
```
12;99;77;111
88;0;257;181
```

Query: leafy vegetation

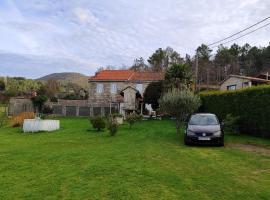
0;112;7;128
107;116;118;136
159;89;200;134
200;85;270;138
164;63;193;91
0;118;270;199
223;114;240;135
31;95;48;113
11;112;35;127
90;116;106;131
125;113;142;129
143;81;163;110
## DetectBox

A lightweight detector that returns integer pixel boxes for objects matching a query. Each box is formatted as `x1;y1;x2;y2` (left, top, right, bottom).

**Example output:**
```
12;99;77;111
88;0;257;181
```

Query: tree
31;95;48;113
148;47;183;72
196;44;212;61
90;116;106;131
148;48;166;72
45;79;59;98
164;63;193;91
143;81;163;110
159;89;200;134
130;57;148;71
0;80;5;91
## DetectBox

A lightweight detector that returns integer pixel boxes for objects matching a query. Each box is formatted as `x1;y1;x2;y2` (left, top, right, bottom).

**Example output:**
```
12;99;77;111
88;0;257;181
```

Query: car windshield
189;115;219;126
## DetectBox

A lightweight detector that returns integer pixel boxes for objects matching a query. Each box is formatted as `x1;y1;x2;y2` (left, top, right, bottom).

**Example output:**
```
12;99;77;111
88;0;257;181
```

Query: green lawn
0;118;270;200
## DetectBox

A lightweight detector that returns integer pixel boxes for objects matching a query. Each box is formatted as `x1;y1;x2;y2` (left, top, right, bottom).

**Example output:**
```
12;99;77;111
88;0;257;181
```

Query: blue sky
0;0;269;78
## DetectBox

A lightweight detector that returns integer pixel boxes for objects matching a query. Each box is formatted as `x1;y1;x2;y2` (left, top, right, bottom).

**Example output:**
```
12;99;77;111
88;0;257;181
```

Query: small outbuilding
220;75;270;91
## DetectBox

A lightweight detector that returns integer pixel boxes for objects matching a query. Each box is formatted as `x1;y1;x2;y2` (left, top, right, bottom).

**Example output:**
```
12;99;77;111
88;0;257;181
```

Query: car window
189;115;219;126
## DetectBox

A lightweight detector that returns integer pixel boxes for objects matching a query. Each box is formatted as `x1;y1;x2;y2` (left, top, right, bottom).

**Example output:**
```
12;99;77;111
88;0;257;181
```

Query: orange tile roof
89;70;164;81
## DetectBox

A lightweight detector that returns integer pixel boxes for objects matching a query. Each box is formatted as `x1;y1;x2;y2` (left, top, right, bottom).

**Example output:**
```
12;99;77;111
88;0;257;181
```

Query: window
242;82;250;88
189;114;219;126
96;83;103;93
136;84;143;93
110;83;117;94
227;84;236;91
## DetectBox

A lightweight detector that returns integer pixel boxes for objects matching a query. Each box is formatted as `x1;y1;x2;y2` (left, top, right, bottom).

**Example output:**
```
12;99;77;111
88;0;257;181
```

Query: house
220;75;270;91
88;70;163;115
256;72;270;80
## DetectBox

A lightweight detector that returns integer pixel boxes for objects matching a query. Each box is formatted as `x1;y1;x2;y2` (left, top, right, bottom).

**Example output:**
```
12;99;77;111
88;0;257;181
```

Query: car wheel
217;137;224;147
184;136;191;146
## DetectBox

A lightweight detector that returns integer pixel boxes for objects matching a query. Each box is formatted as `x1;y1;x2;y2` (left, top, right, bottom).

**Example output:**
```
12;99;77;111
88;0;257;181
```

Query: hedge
200;85;270;138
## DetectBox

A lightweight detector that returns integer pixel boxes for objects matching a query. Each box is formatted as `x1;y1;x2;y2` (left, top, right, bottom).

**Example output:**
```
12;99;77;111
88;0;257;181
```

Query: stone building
220;75;270;91
88;70;163;115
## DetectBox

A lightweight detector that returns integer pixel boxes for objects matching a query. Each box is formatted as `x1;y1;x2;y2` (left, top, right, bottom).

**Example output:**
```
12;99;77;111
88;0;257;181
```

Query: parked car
184;113;224;146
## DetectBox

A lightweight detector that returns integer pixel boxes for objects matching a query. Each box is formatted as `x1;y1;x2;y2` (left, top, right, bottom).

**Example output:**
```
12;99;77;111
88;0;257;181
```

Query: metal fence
51;104;119;117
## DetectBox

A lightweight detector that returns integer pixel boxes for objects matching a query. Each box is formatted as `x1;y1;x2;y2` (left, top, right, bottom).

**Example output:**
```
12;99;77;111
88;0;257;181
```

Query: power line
207;16;270;46
211;21;270;49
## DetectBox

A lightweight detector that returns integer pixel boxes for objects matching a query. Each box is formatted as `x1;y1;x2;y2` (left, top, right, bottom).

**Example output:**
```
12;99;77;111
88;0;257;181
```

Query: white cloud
0;0;269;78
72;7;99;25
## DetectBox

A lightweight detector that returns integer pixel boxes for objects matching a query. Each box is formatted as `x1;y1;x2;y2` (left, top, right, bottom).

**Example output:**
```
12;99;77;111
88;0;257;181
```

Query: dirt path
227;143;270;157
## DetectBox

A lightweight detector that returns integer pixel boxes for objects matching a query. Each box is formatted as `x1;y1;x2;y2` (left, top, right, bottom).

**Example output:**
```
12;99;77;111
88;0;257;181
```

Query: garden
0;117;270;199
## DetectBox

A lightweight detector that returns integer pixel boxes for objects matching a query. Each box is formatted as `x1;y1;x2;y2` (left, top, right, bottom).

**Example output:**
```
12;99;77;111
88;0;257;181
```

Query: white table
23;119;60;133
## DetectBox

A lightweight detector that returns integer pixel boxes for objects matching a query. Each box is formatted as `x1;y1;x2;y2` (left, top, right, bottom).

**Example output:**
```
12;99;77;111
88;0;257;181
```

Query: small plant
223;114;240;135
90;116;106;131
11;112;35;127
111;113;123;118
125;113;142;129
42;105;53;114
0;112;7;128
107;117;118;136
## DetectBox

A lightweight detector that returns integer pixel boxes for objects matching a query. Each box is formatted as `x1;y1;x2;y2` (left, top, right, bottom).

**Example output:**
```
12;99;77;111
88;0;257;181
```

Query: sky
0;0;269;78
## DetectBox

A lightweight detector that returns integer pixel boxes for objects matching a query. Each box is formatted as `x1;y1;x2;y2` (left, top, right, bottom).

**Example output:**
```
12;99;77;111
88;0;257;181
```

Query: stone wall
220;77;251;91
88;81;151;104
8;98;119;117
8;97;34;116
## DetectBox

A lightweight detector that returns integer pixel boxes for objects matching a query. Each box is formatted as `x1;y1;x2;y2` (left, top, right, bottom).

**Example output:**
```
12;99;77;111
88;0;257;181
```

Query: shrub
31;95;48;113
42;105;53;114
125;113;142;129
111;113;123;118
223;114;240;135
50;97;58;102
11;112;35;127
0;112;7;128
90;116;106;131
107;117;118;136
200;85;270;138
143;81;163;110
159;89;201;134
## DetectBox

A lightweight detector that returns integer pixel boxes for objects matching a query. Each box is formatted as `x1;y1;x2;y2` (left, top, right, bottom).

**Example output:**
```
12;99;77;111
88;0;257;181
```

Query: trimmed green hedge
200;85;270;138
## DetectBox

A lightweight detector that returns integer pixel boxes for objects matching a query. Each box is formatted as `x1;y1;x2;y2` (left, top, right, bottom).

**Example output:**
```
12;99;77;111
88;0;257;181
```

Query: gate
66;106;76;116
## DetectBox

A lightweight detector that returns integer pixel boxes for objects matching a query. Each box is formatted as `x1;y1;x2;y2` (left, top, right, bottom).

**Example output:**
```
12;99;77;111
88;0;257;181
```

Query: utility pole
194;51;198;91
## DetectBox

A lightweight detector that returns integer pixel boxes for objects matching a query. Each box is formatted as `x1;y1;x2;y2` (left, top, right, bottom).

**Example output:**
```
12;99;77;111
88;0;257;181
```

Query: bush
125;113;142;129
200;85;270;138
159;89;201;134
107;117;118;136
223;114;240;135
11;112;35;127
50;97;58;102
90;116;106;131
31;95;48;113
0;112;7;128
42;105;53;114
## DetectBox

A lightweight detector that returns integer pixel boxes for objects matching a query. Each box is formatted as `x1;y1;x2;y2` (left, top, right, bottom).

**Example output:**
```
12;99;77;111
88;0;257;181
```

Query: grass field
0;118;270;199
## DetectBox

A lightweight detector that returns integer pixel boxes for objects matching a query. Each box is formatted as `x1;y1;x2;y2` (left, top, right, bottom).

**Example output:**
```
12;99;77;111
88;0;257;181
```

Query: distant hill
37;72;89;88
